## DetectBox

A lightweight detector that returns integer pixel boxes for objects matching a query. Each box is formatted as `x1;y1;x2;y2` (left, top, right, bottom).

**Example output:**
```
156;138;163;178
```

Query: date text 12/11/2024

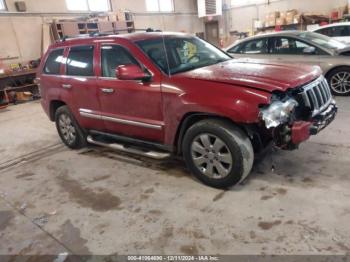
127;255;220;261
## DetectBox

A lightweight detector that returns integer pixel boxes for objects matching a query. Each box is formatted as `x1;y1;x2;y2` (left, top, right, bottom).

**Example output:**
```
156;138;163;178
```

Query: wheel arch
49;100;66;121
174;112;254;155
324;65;350;80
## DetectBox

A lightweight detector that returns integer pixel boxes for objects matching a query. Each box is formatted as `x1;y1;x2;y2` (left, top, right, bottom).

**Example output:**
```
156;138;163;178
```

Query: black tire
326;67;350;96
182;119;254;189
55;106;87;149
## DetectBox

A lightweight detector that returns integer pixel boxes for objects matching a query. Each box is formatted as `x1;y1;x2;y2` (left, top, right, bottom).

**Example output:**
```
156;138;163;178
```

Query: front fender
161;79;272;145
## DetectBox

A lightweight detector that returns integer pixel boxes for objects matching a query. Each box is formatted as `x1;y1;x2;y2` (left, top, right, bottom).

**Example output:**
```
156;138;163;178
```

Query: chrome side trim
80;111;102;120
79;109;162;130
102;115;162;130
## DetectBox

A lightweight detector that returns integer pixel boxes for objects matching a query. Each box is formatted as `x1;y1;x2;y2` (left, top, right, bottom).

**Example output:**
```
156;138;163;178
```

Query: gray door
205;21;219;47
268;36;322;66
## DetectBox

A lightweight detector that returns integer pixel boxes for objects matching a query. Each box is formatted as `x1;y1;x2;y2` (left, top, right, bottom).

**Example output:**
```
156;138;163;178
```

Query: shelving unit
255;15;329;34
51;13;135;41
0;69;39;105
256;23;303;33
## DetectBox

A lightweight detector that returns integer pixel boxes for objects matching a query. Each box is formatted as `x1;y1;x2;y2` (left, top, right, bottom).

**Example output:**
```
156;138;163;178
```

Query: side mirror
116;64;151;81
303;46;316;54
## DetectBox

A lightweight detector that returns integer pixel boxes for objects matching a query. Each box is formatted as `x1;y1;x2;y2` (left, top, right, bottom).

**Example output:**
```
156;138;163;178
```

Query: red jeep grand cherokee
38;32;337;188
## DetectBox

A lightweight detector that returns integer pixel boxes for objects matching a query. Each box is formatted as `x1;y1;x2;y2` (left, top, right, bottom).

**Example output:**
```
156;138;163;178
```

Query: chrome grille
299;76;332;116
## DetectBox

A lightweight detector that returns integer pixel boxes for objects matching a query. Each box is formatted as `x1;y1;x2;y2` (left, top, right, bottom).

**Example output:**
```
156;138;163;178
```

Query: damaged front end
259;76;337;150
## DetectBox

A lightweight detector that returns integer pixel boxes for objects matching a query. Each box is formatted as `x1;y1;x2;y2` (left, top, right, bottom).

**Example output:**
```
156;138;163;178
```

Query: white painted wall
0;0;348;64
0;0;203;64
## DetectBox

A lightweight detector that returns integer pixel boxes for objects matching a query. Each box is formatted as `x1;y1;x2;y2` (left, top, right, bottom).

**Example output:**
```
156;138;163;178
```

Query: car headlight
261;98;298;129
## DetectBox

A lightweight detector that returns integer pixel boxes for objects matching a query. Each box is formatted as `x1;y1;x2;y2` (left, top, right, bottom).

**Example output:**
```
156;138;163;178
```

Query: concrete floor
0;99;350;256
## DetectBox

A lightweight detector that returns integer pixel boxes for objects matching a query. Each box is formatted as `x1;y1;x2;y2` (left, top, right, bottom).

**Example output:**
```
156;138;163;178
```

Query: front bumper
291;102;337;145
310;102;337;134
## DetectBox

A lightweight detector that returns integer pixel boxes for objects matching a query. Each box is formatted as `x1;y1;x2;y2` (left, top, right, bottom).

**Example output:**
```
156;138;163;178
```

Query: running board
86;135;171;160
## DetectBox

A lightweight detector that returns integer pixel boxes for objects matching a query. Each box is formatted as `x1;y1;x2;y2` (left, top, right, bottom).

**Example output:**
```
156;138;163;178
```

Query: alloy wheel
191;133;233;179
330;71;350;94
58;114;76;145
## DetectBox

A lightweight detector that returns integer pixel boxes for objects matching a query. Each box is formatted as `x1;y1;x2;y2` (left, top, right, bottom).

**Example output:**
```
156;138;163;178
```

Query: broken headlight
261;98;298;129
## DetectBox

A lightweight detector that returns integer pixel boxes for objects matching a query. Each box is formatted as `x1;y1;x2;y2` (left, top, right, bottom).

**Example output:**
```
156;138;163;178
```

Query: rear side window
101;45;139;78
227;44;242;54
44;49;64;75
317;26;350;37
330;26;350;37
316;28;331;36
66;46;94;76
241;38;268;54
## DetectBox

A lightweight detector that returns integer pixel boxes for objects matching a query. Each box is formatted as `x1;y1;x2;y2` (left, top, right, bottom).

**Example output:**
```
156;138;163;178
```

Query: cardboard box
15;92;32;102
293;14;301;24
116;9;125;21
280;12;287;19
268;11;280;19
254;20;264;29
331;6;347;20
276;18;286;26
286;9;298;17
286;17;293;24
266;18;276;27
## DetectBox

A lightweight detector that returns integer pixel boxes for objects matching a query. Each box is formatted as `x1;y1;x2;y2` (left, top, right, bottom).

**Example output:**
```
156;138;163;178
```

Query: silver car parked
225;31;350;96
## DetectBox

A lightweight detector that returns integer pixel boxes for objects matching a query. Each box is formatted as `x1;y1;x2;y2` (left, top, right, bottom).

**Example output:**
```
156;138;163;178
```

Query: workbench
0;69;39;106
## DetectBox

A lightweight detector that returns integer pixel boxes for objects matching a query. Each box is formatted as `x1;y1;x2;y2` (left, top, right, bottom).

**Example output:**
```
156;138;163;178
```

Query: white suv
312;22;350;44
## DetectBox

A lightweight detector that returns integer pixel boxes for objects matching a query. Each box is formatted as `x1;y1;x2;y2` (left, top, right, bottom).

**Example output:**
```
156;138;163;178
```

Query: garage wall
1;0;348;64
0;0;203;65
224;0;348;33
112;0;202;33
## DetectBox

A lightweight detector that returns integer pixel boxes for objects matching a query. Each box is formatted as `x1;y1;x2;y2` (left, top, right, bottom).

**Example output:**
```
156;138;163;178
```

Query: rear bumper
291;102;337;145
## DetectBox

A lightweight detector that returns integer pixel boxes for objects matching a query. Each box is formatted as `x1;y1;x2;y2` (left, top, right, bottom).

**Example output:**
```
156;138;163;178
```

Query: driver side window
271;37;317;55
101;45;139;78
272;38;293;54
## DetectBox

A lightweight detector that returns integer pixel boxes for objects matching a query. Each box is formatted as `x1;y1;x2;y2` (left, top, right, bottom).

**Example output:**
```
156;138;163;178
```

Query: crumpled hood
176;58;322;93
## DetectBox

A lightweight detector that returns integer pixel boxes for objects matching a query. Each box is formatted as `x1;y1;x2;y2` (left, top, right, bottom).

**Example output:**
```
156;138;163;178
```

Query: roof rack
59;28;162;42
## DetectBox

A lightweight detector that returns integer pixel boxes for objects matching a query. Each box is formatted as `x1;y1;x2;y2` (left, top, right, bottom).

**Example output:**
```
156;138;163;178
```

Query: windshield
298;32;346;50
136;36;231;75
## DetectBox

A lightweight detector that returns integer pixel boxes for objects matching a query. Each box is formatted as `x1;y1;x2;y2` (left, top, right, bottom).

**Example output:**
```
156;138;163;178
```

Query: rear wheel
327;67;350;96
55;106;87;149
182;119;254;188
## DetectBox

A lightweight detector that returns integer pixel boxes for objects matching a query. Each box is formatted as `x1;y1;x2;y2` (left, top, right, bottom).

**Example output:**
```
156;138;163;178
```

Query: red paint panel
291;121;312;145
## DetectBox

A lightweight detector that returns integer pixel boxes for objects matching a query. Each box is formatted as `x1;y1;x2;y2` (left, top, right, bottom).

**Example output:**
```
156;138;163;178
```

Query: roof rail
58;28;162;42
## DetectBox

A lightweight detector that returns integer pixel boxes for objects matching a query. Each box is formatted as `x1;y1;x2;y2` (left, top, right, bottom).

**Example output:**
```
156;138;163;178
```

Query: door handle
62;84;72;89
100;88;114;94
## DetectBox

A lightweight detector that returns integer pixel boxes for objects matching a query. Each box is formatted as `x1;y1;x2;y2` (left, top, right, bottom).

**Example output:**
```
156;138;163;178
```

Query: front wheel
182;119;254;189
55;106;87;149
327;67;350;96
